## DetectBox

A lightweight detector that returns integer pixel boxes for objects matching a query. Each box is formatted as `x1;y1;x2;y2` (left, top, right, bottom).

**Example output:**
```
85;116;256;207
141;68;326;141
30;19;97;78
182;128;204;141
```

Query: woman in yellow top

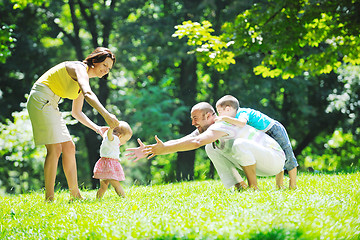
27;47;119;201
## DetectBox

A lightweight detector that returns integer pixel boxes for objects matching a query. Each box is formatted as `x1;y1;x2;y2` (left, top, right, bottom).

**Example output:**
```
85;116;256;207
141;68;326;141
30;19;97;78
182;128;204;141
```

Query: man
126;102;285;190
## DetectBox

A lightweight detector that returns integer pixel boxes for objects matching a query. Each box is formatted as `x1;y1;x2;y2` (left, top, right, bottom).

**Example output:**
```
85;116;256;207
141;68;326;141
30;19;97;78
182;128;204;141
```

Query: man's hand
125;138;148;162
143;135;165;159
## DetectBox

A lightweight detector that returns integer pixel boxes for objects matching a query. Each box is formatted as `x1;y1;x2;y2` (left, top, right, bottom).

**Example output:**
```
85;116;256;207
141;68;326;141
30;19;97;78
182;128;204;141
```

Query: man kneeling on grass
126;102;286;190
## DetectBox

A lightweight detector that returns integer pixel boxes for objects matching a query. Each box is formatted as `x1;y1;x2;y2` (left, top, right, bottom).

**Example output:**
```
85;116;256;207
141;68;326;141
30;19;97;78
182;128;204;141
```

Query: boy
215;95;298;189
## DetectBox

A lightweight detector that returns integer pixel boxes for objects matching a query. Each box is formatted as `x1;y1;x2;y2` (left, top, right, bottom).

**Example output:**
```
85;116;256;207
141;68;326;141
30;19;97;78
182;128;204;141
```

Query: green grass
1;172;359;239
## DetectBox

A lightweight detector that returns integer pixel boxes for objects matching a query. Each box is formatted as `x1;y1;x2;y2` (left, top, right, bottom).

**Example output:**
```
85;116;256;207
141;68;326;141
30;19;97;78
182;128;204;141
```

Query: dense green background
1;0;359;194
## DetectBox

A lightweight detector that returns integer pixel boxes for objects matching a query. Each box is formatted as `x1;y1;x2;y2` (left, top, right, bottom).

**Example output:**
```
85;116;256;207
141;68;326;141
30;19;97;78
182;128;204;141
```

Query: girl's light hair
113;121;132;137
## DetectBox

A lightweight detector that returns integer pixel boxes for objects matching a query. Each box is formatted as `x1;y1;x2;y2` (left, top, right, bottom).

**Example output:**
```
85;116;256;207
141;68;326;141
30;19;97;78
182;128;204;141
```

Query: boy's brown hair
216;95;239;110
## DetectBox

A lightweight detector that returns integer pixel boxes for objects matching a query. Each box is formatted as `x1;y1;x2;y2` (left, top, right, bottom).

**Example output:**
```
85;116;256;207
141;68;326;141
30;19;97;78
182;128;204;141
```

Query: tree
173;0;360;79
0;109;46;193
111;0;250;181
171;0;360;168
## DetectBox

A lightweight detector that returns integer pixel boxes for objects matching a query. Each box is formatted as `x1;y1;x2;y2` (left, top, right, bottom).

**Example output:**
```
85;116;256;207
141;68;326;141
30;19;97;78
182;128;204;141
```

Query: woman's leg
44;143;62;201
61;141;82;199
109;180;126;198
96;180;109;199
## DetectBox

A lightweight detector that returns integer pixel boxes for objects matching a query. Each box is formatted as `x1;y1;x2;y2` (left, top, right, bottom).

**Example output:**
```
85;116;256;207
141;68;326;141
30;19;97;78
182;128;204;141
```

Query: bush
301;128;360;171
0;106;78;194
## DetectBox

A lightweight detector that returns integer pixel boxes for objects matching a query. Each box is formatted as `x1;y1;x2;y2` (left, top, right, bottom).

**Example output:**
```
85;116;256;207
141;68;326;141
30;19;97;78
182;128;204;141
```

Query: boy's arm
215;116;247;127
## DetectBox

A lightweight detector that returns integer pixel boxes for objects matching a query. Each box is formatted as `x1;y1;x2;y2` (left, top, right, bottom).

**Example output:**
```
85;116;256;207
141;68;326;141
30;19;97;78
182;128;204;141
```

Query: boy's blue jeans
266;121;298;171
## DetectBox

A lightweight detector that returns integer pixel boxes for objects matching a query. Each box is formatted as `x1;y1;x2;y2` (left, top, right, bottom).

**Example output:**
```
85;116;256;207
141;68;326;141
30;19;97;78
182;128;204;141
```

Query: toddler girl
93;121;132;199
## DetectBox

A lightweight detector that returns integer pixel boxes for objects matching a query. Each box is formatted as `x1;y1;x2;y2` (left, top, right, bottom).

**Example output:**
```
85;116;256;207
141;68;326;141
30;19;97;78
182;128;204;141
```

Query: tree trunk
75;0;115;188
84;130;102;188
176;56;197;181
208;69;221;179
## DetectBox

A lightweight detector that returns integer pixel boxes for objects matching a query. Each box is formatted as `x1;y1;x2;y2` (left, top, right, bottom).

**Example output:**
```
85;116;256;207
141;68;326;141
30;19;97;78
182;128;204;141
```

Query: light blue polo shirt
235;108;275;132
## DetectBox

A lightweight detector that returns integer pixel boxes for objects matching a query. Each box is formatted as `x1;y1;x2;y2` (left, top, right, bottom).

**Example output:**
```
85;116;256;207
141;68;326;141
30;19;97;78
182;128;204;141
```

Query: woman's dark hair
83;47;116;79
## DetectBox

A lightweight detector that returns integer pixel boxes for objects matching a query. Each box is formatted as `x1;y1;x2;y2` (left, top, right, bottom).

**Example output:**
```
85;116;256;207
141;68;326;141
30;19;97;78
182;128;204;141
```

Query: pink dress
93;131;125;181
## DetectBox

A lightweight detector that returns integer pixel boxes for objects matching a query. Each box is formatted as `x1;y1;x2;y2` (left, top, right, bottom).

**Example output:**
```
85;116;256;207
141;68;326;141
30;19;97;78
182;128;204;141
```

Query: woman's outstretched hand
125;138;148;162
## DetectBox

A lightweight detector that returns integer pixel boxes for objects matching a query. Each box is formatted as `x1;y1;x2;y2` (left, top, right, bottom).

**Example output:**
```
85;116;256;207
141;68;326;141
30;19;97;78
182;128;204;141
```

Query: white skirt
27;83;72;146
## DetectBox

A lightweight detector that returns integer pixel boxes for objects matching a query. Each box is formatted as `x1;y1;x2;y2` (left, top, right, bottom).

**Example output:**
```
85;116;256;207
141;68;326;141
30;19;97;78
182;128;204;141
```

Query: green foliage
0;107;79;194
0;24;16;64
301;128;360;171
326;64;360;131
173;20;235;72
120;81;188;184
124;81;188;142
174;1;360;79
150;153;178;184
0;108;45;194
1;173;359;239
10;0;47;9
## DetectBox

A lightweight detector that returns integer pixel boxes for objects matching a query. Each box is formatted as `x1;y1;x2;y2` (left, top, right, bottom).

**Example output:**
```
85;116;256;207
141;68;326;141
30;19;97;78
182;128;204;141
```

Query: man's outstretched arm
125;131;198;161
144;130;226;159
125;138;148;162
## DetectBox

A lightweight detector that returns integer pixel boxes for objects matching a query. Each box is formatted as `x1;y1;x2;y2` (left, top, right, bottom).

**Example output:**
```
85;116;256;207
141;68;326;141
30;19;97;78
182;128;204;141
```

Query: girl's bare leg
276;170;284;189
61;141;82;199
44;143;62;201
109;180;126;198
96;180;109;199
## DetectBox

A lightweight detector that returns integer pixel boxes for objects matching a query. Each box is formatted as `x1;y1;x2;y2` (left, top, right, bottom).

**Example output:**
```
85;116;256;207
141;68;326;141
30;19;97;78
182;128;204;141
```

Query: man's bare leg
242;164;258;190
235;181;248;191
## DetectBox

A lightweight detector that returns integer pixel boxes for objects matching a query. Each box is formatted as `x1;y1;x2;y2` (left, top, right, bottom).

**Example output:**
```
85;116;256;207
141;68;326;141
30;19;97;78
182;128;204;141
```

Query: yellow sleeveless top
36;62;82;100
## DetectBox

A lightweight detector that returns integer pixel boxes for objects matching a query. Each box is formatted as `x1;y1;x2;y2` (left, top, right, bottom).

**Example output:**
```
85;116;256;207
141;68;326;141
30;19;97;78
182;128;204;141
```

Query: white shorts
27;83;72;146
205;138;285;188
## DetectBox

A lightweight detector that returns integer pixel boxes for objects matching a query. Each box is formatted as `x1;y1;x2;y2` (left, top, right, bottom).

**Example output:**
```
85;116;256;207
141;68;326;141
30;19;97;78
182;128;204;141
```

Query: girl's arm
107;127;114;141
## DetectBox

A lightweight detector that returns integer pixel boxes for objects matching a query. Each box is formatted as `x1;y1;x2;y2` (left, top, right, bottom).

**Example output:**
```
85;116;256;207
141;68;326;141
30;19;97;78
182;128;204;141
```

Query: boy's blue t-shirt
235;108;275;132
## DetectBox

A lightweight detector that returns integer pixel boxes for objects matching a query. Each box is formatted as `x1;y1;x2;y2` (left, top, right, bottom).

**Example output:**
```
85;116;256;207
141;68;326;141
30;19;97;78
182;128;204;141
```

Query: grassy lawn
1;172;359;239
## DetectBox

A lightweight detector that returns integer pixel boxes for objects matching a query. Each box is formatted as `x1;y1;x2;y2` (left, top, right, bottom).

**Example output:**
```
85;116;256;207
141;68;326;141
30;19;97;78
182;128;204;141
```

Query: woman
27;47;119;201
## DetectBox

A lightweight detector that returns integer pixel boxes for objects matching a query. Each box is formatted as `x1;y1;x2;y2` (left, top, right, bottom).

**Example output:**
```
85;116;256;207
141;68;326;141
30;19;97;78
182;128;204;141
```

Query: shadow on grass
247;227;307;240
150;226;308;240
